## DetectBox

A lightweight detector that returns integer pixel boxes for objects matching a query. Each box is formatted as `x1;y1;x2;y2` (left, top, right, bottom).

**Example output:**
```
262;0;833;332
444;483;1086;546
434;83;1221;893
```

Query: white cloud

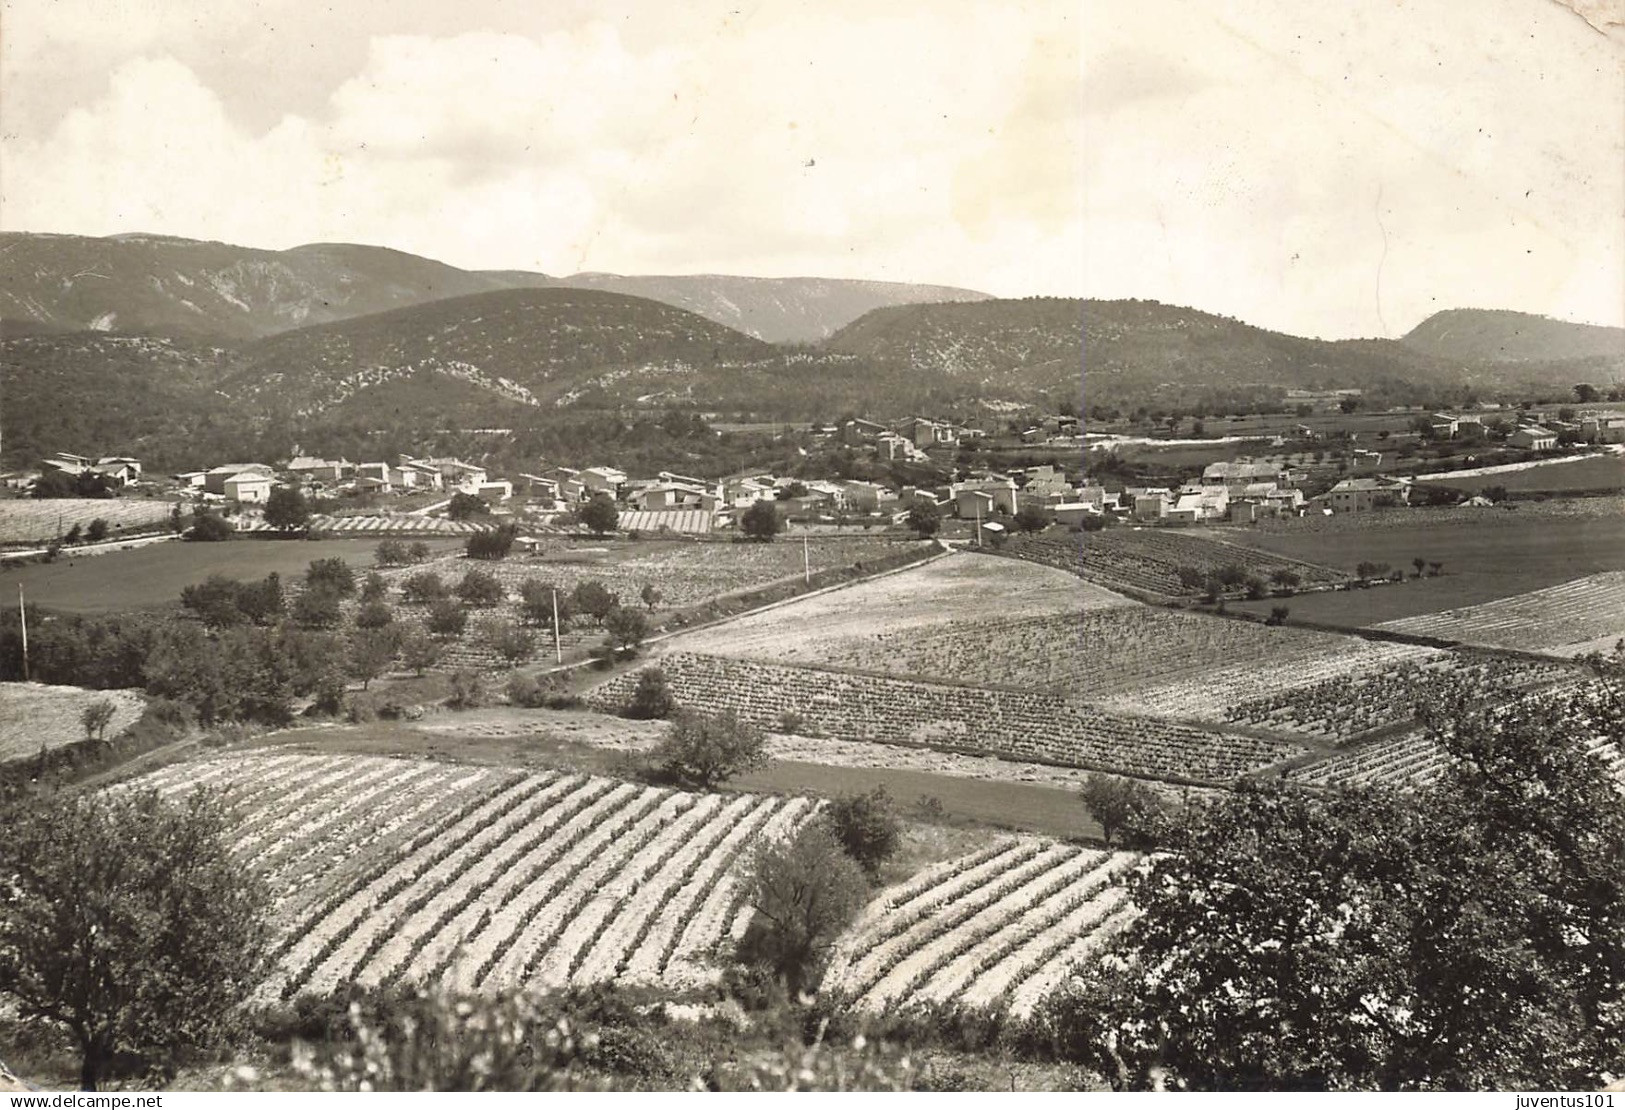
1;4;1081;297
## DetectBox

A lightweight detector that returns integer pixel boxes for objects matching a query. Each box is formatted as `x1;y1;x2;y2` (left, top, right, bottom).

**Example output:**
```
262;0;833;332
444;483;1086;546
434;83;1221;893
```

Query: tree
821;786;902;878
905;502;940;538
735;821;869;996
640;583;663;612
263;485;311;534
1013;503;1050;533
64;523;83;545
79;698;117;743
519;580;573;629
1265;604;1291;626
1575;383;1600;404
185;510;234;542
741;499;781;541
398;626;441;676
570;579;618;625
1428;561;1443;577
347;627;400;689
401;571;448;604
355;599;395;630
306;557;357;597
1078;774;1162;848
237;573;284;626
484;619;536;667
622;667;674;720
407;541;434;564
1412;556;1427;579
180;574;249;629
291;588;342;629
576;494;620;537
445;492;490;522
456;568;504;607
0;788;270;1089
651;709;768;790
426;598;468;638
603;606;649;657
1355;560;1390;582
466;525;518;560
1052;684;1625;1091
1339;396;1362;414
360;571;389;603
375;539;410;567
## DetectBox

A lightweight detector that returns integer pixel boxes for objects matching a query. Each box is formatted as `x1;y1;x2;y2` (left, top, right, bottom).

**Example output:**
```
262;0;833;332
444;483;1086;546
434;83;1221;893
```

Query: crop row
822;841;1139;1016
0;498;174;544
1224;652;1575;741
1376;572;1625;652
115;753;815;999
595;652;1304;784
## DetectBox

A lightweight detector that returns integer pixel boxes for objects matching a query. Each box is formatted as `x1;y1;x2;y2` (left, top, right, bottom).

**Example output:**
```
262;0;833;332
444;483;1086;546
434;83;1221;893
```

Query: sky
1;0;1621;337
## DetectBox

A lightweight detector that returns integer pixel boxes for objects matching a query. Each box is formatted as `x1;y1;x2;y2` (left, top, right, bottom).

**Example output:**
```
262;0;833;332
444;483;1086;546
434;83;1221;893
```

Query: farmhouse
1323;477;1409;513
1201;460;1285;491
1579;412;1625;444
223;472;274;504
951;477;1018;518
1509;426;1557;451
901;416;960;449
203;463;273;495
286;456;353;483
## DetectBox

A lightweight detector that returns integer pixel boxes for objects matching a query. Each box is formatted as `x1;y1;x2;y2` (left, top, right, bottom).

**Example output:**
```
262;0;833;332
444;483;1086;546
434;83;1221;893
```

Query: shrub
741;500;781;541
360;571;389;603
185;511;234;542
505;672;558;708
446;669;486;710
736;822;868;995
355;600;395;630
445;492;490;521
85;518;109;543
649;709;767;790
375;539;409;567
484;619;536;667
291;588;343;629
622;667;674;720
408;541;434;564
603;607;649;657
570;580;618;625
820;786;902;879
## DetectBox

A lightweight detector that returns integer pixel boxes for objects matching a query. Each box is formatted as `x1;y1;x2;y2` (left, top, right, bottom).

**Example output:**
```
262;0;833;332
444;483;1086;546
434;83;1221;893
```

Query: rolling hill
218;287;783;420
0;232;988;345
1401;308;1625;364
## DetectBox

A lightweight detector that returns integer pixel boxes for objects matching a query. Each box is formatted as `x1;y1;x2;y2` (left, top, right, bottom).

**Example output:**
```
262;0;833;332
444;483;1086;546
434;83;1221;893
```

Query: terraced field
0;682;147;762
1375;572;1625;655
110;753;815;1000
591;653;1304;784
821;838;1140;1017
238;514;489;536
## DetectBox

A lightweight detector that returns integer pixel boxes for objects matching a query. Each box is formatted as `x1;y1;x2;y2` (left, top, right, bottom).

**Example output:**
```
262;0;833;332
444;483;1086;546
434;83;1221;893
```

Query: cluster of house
1429;410;1625;448
171;455;513;505
8;452;145;490
1107;459;1414;524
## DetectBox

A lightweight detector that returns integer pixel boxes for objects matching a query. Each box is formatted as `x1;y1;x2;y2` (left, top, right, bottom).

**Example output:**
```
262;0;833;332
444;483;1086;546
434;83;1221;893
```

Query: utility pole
18;583;29;682
803;533;810;584
975;501;983;547
551;588;562;664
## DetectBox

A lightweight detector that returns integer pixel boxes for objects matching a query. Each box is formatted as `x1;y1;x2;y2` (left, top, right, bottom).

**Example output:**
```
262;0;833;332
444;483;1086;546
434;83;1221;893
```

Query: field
667;551;1120;683
997;530;1345;598
112;752;817;1000
386;536;927;615
1215;500;1625;626
1415;453;1625;495
1374;572;1625;655
821;838;1140;1017
0;498;176;544
589;652;1304;784
0;682;146;762
6;537;466;613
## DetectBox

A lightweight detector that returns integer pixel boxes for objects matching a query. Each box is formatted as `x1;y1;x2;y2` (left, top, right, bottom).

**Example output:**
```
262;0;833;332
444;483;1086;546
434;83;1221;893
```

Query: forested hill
217;287;782;420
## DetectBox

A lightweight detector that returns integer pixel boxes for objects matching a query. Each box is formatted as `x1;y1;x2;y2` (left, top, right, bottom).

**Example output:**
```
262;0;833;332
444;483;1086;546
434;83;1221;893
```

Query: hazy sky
2;0;1620;336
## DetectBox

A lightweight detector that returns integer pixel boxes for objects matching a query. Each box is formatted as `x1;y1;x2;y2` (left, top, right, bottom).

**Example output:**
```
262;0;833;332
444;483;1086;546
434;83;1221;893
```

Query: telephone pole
18;583;29;682
803;533;810;584
552;588;563;664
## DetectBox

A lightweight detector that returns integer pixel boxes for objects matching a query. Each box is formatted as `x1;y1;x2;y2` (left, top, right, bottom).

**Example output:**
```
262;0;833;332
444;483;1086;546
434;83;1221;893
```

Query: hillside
0;332;252;468
1;232;988;345
1402;308;1625;364
544;273;988;344
0;232;529;340
826;297;1083;398
220;287;782;420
